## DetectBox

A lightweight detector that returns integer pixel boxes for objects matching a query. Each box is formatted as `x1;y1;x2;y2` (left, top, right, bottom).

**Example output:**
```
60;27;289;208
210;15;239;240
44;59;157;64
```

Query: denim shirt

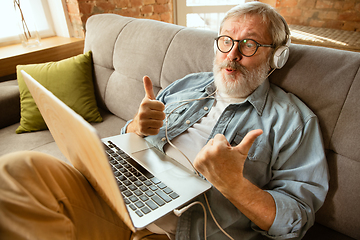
121;72;329;239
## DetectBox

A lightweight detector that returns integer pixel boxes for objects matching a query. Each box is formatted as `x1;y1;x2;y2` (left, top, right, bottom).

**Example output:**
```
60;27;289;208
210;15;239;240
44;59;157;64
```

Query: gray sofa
0;14;359;240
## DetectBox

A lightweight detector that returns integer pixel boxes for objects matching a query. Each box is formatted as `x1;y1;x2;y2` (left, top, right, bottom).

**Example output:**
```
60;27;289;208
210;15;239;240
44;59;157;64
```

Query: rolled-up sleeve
256;116;329;239
120;119;133;134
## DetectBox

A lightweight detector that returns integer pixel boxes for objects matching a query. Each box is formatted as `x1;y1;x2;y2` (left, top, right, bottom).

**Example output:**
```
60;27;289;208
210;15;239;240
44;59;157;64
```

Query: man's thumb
234;129;263;155
143;76;156;100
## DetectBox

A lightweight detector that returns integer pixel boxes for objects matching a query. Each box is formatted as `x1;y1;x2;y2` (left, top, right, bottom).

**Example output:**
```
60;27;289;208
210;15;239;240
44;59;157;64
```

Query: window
176;0;246;32
0;0;69;47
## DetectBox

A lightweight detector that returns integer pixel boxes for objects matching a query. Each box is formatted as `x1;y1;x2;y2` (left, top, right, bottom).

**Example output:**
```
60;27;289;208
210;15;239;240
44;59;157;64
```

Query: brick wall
272;0;360;31
65;0;173;38
65;0;359;38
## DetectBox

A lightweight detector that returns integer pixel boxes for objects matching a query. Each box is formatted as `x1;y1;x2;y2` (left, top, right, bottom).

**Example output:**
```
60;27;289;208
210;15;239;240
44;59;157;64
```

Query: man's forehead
221;15;271;42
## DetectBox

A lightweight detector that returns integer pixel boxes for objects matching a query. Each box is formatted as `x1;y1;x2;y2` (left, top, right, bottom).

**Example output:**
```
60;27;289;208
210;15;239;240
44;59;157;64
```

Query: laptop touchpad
131;148;177;174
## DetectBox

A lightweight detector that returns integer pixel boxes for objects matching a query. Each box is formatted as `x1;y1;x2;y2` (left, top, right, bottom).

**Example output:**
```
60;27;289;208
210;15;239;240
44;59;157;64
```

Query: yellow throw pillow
16;51;102;134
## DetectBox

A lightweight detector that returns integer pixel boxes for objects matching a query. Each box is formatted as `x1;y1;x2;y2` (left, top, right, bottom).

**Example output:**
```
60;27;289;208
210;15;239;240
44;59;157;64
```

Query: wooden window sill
0;36;84;79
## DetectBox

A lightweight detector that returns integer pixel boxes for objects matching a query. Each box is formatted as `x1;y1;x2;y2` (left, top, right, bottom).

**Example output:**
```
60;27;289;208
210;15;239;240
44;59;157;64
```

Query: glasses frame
215;35;275;57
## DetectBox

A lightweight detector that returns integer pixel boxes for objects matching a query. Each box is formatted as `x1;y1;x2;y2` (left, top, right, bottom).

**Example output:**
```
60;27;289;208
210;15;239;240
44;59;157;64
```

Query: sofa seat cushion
0;109;126;164
0;123;54;156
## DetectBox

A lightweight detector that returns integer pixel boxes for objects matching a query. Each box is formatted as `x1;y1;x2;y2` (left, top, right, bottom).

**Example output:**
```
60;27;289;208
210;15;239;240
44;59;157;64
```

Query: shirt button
186;120;191;124
161;137;166;142
204;107;209;111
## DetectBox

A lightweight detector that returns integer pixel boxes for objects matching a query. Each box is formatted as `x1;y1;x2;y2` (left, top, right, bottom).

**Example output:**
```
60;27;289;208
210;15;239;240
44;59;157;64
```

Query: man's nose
227;43;242;61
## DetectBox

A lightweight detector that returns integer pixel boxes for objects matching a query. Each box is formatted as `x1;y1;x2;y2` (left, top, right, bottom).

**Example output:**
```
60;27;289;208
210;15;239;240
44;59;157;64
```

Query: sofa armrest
0;80;20;129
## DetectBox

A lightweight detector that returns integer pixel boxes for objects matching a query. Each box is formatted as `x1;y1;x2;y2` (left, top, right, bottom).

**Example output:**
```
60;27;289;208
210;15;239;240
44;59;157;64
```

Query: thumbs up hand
126;76;165;137
194;130;277;231
193;129;263;195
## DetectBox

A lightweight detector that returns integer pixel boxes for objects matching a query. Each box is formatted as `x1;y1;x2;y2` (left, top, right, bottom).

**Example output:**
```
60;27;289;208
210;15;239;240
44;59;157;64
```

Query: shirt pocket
164;104;188;125
231;131;272;164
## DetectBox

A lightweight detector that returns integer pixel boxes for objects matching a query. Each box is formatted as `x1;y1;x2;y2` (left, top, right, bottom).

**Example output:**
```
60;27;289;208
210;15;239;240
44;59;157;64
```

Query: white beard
213;57;270;98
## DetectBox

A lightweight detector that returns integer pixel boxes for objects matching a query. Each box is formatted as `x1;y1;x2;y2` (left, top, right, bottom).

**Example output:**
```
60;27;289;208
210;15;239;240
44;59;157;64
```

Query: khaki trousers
0;151;169;240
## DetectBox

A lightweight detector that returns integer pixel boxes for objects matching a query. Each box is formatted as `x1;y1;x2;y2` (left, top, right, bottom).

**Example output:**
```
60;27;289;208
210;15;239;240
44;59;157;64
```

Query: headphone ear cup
271;45;290;69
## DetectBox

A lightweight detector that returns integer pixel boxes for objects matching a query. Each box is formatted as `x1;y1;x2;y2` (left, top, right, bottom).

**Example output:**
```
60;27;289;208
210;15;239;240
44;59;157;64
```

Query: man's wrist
126;120;136;134
121;119;134;135
125;119;146;137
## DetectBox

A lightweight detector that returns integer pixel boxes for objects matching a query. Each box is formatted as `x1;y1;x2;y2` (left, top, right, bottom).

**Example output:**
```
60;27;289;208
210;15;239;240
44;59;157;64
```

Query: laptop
21;70;211;232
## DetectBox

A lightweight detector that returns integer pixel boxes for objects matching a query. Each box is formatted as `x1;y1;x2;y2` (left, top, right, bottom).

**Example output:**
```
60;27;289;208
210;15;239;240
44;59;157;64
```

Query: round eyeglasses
215;35;274;57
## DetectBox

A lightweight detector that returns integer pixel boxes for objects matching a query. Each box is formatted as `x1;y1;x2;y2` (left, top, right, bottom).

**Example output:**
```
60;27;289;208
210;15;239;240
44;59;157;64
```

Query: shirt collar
246;79;269;116
205;82;217;95
204;78;269;116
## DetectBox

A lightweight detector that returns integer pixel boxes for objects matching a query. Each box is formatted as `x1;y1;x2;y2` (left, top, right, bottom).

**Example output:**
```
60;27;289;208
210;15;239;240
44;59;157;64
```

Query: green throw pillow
16;51;102;134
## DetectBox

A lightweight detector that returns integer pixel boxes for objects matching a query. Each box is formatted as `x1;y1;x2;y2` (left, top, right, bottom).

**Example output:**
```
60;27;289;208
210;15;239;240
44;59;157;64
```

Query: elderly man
123;2;328;239
0;2;328;240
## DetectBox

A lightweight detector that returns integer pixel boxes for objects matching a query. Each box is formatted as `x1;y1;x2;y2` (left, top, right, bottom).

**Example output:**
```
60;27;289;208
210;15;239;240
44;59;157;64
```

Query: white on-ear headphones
271;37;290;69
270;16;291;69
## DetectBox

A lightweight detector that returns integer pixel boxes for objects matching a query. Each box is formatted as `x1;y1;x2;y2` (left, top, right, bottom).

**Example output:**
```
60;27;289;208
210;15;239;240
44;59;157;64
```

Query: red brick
302;9;318;19
278;7;302;17
356;2;360;12
260;0;277;7
276;0;298;7
298;0;316;8
144;0;156;4
343;0;356;11
315;0;334;9
141;5;154;14
154;4;169;14
156;0;168;4
160;12;172;23
318;11;338;20
96;2;116;12
131;0;144;8
334;1;343;10
290;8;302;17
78;2;94;15
129;7;142;17
147;14;161;21
114;0;129;8
278;8;292;17
338;11;360;21
113;8;125;15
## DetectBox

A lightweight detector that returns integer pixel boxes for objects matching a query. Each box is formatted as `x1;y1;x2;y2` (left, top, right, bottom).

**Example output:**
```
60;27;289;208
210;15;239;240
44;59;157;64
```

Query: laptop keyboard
104;141;180;217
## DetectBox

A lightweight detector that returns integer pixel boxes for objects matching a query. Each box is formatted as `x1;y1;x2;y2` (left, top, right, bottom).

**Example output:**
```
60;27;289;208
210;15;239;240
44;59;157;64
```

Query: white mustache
218;60;248;73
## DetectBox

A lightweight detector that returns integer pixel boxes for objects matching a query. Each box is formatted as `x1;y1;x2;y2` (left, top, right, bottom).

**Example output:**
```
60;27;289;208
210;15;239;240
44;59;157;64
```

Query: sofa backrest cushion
84;14;215;121
84;14;360;239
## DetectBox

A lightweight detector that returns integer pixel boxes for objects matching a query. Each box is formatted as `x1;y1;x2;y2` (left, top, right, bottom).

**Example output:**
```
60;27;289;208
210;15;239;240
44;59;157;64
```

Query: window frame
175;0;241;31
0;0;70;47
